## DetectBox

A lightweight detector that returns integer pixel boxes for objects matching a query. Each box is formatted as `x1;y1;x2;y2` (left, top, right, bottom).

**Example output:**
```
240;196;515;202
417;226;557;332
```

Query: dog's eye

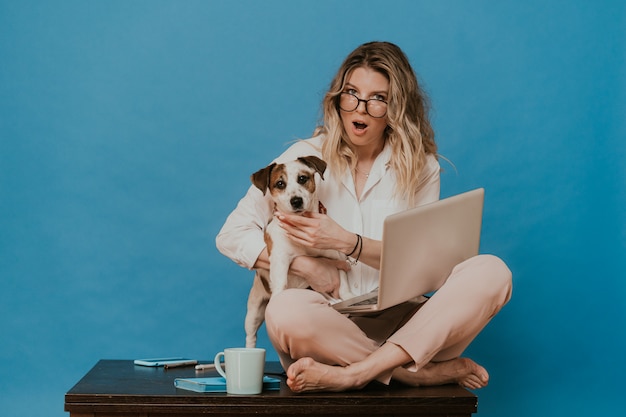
275;180;286;189
298;175;309;184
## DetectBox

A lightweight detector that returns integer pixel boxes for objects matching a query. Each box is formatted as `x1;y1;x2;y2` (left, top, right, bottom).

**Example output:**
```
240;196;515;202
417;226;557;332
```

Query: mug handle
214;351;227;379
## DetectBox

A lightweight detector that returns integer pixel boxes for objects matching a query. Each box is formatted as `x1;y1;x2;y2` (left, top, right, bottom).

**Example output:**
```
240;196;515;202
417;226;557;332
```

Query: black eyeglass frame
338;92;388;118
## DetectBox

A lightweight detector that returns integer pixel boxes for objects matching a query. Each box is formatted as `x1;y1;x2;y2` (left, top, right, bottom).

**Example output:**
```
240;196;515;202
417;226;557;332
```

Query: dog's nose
290;196;303;210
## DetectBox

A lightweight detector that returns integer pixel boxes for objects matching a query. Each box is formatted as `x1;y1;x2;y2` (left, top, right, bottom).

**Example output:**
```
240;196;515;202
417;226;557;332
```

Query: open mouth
353;121;367;130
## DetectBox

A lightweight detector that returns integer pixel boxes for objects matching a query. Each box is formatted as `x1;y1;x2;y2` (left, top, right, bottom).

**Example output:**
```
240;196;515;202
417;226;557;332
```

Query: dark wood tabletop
65;360;477;416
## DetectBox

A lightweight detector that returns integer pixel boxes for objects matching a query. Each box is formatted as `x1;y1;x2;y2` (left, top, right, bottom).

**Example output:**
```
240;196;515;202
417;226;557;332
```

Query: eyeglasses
338;92;388;118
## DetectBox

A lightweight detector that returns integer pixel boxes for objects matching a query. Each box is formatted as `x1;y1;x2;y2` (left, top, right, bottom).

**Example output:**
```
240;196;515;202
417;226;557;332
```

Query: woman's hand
276;210;356;254
290;256;351;299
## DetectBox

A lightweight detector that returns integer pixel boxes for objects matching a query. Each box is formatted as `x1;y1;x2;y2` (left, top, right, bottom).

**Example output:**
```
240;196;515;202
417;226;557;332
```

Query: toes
461;377;481;390
287;357;309;379
460;372;489;390
287;378;302;392
286;358;316;392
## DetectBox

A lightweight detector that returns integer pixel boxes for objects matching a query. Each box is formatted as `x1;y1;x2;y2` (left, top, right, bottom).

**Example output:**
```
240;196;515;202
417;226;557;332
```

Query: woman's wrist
344;233;360;256
346;234;363;265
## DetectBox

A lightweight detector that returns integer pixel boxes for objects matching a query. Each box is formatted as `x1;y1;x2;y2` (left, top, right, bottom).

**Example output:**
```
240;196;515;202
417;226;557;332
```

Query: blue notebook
174;376;281;393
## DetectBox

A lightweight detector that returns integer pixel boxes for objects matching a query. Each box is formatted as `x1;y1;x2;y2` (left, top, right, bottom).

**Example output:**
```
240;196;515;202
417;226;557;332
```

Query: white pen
195;364;217;371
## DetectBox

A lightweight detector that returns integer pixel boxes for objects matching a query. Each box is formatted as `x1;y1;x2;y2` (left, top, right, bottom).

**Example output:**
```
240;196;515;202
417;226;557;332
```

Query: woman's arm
215;185;272;270
272;154;441;271
254;248;350;299
349;234;382;270
276;211;382;270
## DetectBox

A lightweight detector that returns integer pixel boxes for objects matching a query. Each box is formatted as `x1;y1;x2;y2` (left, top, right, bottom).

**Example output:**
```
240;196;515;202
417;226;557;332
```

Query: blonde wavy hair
315;41;437;204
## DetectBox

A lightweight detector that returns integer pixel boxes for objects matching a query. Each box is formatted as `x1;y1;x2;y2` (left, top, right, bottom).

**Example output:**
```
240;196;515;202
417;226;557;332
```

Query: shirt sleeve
215;184;273;270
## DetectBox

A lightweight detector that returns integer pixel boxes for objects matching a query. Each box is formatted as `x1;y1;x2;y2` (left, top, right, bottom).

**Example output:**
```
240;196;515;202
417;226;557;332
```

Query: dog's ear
251;163;276;195
298;155;327;180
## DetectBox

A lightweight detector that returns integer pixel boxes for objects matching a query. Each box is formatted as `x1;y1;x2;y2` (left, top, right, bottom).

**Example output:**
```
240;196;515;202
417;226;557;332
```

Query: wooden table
65;360;477;416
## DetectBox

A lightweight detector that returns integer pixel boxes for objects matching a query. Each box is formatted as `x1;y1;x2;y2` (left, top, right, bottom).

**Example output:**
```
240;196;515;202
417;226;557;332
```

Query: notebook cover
174;376;281;393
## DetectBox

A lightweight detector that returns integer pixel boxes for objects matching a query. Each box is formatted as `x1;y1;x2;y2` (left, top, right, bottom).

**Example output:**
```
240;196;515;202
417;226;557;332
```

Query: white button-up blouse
216;135;441;296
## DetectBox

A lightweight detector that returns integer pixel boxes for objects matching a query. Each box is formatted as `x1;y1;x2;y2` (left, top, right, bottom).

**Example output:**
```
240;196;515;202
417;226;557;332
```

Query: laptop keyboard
352;296;378;306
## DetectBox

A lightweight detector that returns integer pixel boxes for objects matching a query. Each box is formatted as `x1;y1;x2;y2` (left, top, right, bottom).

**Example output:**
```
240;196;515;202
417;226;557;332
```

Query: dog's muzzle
290;196;304;210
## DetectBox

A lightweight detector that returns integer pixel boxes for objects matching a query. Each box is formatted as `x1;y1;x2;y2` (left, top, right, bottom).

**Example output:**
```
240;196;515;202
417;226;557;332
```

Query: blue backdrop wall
1;1;624;416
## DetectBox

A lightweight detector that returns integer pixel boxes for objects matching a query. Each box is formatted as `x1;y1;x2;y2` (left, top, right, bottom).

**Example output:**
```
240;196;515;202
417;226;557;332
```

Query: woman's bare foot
286;357;370;393
286;354;488;393
392;357;489;390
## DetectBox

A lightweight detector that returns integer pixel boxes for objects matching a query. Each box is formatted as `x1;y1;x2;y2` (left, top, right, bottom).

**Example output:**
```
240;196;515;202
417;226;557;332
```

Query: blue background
1;1;624;416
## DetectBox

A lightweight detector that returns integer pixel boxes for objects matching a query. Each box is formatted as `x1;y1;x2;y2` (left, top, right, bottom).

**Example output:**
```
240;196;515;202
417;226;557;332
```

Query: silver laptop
333;188;484;314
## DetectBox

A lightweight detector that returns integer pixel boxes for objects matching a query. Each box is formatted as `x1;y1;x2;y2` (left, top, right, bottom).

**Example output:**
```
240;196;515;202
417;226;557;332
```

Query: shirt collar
339;141;392;199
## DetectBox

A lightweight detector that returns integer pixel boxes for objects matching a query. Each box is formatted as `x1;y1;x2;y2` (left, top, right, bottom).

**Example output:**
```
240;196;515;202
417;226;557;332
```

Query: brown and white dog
244;155;354;347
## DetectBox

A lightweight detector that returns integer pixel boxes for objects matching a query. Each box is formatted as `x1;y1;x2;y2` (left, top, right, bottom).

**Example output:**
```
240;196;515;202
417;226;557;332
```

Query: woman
216;41;512;392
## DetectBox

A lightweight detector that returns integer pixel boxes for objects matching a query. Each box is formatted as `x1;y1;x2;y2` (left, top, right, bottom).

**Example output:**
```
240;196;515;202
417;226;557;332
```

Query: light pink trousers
265;254;512;383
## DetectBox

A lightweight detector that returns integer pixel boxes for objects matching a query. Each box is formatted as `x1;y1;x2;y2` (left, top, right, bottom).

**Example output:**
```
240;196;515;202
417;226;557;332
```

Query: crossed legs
265;254;512;392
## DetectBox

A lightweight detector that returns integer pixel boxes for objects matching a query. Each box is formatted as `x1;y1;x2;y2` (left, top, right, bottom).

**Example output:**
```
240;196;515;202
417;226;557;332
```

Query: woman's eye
373;94;386;102
345;88;357;95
